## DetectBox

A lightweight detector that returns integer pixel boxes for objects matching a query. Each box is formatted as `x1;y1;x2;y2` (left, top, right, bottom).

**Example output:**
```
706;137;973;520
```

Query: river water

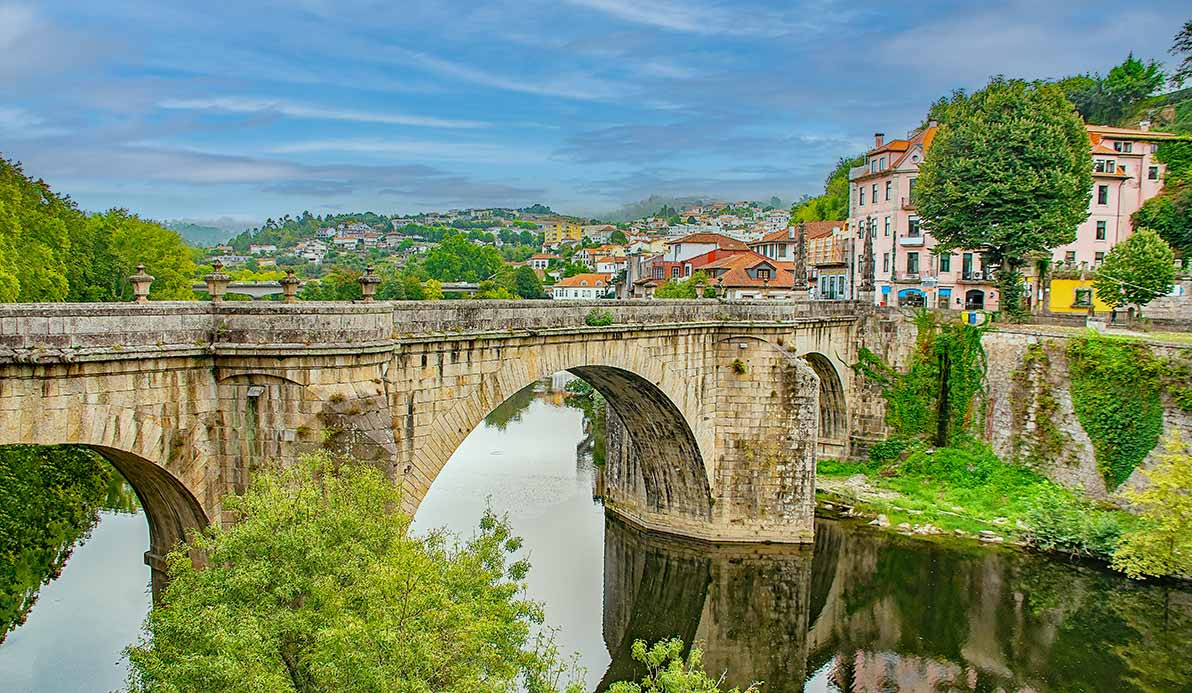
1;374;1189;691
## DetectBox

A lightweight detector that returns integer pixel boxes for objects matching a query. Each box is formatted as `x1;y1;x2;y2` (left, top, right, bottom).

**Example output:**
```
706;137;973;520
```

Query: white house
551;273;611;300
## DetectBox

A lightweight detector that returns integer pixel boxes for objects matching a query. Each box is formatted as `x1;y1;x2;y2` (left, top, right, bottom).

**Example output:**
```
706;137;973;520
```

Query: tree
608;640;759;693
1133;140;1192;257
610;229;628;245
654;271;713;299
1173;20;1192;88
915;77;1093;320
1057;54;1166;125
513;266;545;299
1092;228;1176;310
125;454;580;692
791;155;864;223
422;278;443;300
1111;433;1192;579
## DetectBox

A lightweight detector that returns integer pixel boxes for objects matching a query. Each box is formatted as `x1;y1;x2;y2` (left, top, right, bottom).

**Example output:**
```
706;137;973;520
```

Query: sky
1;1;1187;226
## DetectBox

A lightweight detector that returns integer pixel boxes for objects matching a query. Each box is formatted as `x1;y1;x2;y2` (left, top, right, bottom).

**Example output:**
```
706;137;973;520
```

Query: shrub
1022;485;1122;559
867;438;911;465
731;358;747;375
584;308;614;326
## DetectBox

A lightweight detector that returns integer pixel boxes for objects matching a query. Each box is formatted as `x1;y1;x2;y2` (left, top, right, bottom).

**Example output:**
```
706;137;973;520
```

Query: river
1;374;1189;691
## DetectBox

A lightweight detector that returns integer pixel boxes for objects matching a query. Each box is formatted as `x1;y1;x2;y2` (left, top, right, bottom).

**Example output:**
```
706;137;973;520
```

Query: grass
817;441;1132;549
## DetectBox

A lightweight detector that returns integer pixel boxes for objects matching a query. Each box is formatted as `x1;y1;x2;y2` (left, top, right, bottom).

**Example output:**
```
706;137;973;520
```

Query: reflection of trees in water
0;445;115;643
483;380;539;431
563;379;605;467
598;515;1191;692
806;520;1192;692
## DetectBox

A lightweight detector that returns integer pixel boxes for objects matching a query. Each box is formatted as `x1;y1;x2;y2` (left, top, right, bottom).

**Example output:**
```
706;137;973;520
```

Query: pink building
847;122;1176;311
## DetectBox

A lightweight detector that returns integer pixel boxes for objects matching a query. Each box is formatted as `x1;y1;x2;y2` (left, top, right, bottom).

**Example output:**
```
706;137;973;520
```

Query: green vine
1066;333;1165;489
1009;342;1069;470
853;310;988;448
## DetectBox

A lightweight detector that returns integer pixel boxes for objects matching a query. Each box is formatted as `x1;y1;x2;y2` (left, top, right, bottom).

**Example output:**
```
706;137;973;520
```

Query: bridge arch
397;341;715;528
802;352;847;445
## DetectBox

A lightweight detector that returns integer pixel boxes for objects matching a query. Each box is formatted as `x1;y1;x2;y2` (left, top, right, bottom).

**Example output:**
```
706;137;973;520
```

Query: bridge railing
0;300;859;359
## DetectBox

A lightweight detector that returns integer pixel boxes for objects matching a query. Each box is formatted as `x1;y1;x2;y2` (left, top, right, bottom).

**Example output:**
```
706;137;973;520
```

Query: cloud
157;97;487;129
0;105;68;139
270;138;546;163
11;141;544;206
389;48;630;101
562;0;821;37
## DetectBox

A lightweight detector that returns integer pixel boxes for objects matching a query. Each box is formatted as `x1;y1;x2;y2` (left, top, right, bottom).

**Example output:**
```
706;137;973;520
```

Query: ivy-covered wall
985;330;1192;499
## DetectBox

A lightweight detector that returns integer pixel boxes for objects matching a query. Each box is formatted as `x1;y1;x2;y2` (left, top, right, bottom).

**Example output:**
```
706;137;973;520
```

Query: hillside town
198;118;1187;316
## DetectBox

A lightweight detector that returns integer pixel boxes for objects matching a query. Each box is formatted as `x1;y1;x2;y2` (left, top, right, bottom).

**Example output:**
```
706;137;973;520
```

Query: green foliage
0;445;113;643
0;158;195;302
853;311;987;446
1093;228;1176;308
610;229;628;245
867;438;911;465
790;155;863;223
126;453;576;693
584;308;614;326
420;233;504;283
512;265;545;299
730;358;747;375
1173;20;1192;88
1066;333;1165;489
1111;433;1192;579
1134;140;1192;255
1058;54;1166;125
1009;343;1068;470
608;639;759;693
1022;485;1123;559
298;269;363;301
915;78;1092;320
563;379;607;467
654;270;711;299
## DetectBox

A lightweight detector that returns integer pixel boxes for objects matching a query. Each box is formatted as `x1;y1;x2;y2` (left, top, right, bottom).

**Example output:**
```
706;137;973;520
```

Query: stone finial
358;265;382;303
792;221;808;300
859;221;876;294
204;259;232;303
129;264;154;303
280;270;301;304
715;275;725;299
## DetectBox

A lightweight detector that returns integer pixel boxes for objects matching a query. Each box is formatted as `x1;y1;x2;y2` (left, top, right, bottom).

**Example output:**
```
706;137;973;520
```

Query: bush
608;639;759;693
584;308;614;326
867;438;911;465
1022;485;1123;559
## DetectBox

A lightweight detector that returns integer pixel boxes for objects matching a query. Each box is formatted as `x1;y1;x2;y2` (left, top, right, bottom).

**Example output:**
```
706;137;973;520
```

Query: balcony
901;194;916;210
957;271;991;283
898;234;925;247
891;272;922;284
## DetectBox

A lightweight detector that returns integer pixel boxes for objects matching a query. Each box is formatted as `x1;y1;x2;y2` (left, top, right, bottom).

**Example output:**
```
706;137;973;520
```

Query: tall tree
1133;140;1192;257
1092;228;1176;311
1170;20;1192;88
915;77;1093;320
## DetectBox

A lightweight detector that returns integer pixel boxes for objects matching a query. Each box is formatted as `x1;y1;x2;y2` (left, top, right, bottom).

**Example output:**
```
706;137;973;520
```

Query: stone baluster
358;265;382;303
204;260;231;302
280;270;301;303
128;264;154;303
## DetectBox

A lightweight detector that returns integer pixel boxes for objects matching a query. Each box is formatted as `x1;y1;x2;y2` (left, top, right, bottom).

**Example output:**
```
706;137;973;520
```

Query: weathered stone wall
0;300;863;593
983;328;1192;499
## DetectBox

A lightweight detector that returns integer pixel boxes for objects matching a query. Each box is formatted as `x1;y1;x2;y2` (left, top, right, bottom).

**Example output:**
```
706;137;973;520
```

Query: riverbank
813;442;1135;562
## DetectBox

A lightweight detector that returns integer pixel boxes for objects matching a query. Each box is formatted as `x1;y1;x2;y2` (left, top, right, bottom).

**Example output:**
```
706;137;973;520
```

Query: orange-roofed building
847;121;1177;312
699;252;801;300
551;273;613;300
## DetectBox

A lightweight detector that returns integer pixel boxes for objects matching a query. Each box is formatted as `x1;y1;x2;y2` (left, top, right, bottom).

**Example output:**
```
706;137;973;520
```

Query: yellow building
1048;277;1112;313
540;218;582;244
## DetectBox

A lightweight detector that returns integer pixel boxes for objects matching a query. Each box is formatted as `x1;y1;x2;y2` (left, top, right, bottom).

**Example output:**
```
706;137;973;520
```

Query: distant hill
600;195;712;222
165;221;244;247
1121;86;1192;135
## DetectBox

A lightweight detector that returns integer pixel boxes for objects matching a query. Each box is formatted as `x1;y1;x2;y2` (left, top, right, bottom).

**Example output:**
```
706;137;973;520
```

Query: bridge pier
0;300;865;595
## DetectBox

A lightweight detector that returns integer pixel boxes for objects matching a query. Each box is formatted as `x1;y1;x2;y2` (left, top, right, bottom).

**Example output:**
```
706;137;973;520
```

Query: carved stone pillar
204;260;231;302
280;270;301;303
358;265;382;303
128;264;154;303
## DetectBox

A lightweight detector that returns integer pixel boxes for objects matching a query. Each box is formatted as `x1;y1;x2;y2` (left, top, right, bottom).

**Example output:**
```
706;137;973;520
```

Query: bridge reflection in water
598;516;1191;692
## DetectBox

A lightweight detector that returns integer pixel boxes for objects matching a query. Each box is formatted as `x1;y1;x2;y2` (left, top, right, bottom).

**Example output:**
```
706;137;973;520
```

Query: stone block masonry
0;299;869;595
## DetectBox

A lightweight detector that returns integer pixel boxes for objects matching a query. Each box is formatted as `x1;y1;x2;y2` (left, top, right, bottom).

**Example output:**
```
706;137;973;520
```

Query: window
907;252;919;274
1073;288;1092;307
870;159;878;173
885;181;892;200
1113;141;1122;152
1096;220;1107;240
1095;251;1105;265
1150;144;1159;153
872;184;878;203
1065;251;1077;265
671;267;680;278
939;254;951;272
1097;185;1109;205
908;216;921;237
1094;159;1116;173
884;216;891;236
879;156;887;170
685;265;692;277
962;252;974;277
882;252;890;273
1148;166;1159;180
860;187;865;205
1123;142;1133;153
757;269;771;281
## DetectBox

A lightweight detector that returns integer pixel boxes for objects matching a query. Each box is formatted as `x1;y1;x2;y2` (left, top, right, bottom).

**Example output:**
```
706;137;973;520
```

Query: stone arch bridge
0;300;876;594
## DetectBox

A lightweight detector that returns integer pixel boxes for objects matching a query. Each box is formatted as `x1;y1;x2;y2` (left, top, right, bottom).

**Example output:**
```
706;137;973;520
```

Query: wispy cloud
157;97;488;129
270;138;546;163
563;0;805;37
391;48;629;101
0;105;68;138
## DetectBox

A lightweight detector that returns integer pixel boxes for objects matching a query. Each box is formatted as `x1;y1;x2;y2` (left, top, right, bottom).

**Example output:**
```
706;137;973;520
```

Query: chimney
928;119;939;129
1139;119;1151;132
874;132;885;148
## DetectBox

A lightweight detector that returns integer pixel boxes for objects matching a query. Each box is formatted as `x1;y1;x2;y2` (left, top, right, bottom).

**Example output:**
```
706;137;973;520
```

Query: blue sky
1;1;1187;225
